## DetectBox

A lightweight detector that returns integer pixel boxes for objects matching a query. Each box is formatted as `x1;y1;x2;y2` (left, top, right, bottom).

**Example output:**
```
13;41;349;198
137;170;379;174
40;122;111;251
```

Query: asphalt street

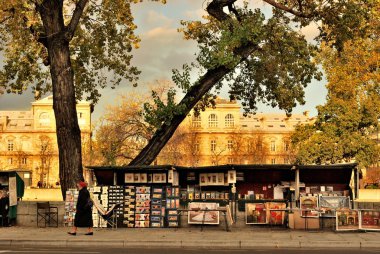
1;247;380;254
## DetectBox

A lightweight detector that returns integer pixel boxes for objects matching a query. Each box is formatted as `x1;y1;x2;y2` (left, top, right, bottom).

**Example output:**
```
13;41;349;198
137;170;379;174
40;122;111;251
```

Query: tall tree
0;0;163;196
131;0;376;166
292;37;380;167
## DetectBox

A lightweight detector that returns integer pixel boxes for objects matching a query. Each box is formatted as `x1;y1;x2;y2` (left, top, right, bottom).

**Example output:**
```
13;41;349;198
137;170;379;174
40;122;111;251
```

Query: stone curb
1;239;380;249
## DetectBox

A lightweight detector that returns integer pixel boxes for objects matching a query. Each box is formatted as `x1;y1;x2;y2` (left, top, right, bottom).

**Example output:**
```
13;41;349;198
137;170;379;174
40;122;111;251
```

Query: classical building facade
0;96;91;187
158;98;314;166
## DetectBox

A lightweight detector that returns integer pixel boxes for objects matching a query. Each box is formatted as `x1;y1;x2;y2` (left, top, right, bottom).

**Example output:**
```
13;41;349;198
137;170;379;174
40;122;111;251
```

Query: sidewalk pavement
0;226;380;249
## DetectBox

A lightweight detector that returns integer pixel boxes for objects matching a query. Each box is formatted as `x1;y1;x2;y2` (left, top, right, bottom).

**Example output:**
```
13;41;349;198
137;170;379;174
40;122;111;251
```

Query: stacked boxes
123;186;136;228
135;186;151;228
64;189;78;227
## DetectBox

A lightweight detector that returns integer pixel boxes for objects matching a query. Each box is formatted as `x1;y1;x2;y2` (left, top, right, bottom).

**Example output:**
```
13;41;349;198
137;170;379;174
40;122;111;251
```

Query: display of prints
246;203;267;224
217;173;224;185
135;186;151;228
125;173;134;183
123;186;136;228
140;173;148;183
108;186;124;226
300;196;319;217
64;189;79;227
168;170;174;183
199;173;207;186
173;171;179;186
360;210;380;231
336;209;359;231
8;176;17;206
319;196;350;217
153;173;167;183
228;170;236;184
267;202;286;225
188;202;220;225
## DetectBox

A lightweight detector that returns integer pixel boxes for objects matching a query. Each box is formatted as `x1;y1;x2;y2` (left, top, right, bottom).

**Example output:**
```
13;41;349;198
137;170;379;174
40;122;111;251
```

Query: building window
270;141;276;152
39;112;50;127
211;140;216;152
7;140;14;151
271;158;276;164
228;157;234;164
225;114;234;128
227;140;233;151
192;115;202;128
208;114;218;128
284;141;290;152
194;141;200;152
22;157;27;165
8;158;13;165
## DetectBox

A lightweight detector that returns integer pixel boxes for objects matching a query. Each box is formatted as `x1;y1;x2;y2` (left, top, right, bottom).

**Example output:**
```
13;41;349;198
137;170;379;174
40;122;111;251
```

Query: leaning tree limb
129;0;260;166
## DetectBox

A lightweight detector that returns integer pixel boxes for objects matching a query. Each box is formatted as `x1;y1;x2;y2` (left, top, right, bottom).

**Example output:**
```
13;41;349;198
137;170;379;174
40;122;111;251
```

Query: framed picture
125;173;134;183
267;202;286;225
134;173;141;183
246;203;267;224
228;170;236;184
319;196;350;217
217;173;224;185
336;209;359;231
138;173;147;183
300;196;319;217
153;173;166;183
199;173;208;186
147;174;153;183
360;210;380;231
168;169;174;183
188;202;219;225
173;171;179;186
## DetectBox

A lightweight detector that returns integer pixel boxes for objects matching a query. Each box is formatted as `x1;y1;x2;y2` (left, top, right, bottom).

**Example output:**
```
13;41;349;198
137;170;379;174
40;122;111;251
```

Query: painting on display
188;202;219;225
336;209;359;231
360;210;380;231
153;173;166;183
199;173;208;186
228;170;236;184
267;202;286;225
246;203;267;224
125;173;134;183
319;196;350;217
300;196;319;217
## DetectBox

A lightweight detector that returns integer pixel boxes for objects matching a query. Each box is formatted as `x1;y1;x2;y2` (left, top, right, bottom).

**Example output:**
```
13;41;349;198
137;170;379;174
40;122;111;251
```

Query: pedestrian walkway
0;227;379;249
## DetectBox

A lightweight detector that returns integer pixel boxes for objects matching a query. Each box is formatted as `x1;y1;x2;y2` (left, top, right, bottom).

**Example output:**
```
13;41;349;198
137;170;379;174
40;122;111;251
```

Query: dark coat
74;187;93;228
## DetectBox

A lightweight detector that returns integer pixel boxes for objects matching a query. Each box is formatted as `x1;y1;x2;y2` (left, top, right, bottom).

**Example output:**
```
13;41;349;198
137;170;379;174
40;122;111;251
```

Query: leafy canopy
0;0;165;104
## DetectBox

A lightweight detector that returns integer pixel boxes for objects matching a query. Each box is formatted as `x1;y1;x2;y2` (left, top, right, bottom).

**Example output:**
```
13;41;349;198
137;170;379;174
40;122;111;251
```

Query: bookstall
86;163;360;230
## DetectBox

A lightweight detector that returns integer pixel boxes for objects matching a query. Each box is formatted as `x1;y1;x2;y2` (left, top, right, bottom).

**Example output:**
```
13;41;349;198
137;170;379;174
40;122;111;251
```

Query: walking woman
68;181;93;235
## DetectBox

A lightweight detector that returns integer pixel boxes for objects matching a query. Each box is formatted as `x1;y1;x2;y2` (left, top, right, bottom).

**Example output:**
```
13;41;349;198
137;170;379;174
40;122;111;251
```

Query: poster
360;210;380;231
188;202;219;225
246;203;267;224
267;202;286;225
319;196;350;217
9;176;17;206
199;173;207;186
172;171;179;186
336;209;359;231
300;196;319;217
227;170;236;184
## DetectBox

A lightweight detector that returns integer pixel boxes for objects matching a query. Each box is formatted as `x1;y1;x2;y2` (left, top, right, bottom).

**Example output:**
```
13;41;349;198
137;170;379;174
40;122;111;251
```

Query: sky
0;0;327;122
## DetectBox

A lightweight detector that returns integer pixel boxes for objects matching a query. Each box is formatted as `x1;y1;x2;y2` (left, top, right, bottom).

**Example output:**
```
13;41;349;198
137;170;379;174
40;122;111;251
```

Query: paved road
1;247;380;254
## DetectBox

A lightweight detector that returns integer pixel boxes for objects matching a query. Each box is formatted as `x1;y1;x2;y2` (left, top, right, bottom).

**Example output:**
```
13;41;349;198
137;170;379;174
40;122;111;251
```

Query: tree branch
262;0;313;18
65;0;89;41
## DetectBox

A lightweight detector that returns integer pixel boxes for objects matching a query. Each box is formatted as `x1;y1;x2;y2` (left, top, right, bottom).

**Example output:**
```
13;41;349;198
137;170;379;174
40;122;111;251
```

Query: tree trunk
38;0;83;198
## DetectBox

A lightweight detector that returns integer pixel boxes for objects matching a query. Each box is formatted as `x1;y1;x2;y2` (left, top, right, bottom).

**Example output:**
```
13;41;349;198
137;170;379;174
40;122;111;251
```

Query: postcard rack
135;186;151;228
123;186;136;228
150;187;165;228
166;186;180;227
